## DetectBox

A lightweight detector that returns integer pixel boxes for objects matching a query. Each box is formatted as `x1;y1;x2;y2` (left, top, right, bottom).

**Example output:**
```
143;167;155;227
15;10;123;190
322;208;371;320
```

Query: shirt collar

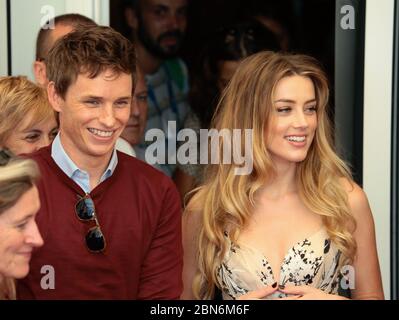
51;132;118;180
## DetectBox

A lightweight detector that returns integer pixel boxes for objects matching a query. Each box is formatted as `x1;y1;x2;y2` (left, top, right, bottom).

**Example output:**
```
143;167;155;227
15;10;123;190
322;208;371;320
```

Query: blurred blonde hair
0;156;39;300
186;51;357;299
0;76;55;146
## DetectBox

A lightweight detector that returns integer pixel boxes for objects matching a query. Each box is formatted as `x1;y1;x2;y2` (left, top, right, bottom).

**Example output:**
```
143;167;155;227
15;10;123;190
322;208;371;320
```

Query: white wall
10;0;109;79
363;0;394;299
0;0;8;76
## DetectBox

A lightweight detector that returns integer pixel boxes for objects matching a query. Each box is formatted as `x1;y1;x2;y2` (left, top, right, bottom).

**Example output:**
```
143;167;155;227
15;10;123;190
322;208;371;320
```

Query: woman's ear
47;82;63;113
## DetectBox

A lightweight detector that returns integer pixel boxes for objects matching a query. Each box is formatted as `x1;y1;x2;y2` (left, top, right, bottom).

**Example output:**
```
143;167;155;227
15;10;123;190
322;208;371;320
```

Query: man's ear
33;61;48;87
47;82;63;113
125;7;138;29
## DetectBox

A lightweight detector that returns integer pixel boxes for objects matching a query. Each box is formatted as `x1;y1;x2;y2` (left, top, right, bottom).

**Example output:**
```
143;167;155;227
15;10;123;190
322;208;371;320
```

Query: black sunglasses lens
76;198;95;220
86;227;105;252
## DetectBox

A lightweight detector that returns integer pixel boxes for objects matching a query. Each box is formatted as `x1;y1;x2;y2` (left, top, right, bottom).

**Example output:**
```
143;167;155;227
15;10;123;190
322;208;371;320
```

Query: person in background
182;51;384;300
173;19;280;203
0;151;43;300
33;13;97;88
124;0;190;176
0;76;58;155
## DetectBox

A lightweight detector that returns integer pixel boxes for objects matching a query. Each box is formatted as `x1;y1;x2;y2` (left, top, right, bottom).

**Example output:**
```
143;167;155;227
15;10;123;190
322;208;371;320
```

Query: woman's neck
260;160;298;201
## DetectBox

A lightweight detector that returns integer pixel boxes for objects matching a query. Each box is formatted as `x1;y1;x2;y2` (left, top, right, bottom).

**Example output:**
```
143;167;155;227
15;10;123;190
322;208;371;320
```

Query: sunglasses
75;194;106;253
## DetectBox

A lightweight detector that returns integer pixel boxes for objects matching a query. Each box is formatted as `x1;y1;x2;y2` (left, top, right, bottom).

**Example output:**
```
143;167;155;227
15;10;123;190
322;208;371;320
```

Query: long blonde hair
0;155;39;300
187;51;357;299
0;76;55;147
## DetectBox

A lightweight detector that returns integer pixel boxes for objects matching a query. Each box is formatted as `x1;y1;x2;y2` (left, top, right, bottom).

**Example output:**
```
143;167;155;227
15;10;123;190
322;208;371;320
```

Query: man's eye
136;94;148;102
115;101;129;107
85;100;100;106
16;221;28;230
154;8;167;17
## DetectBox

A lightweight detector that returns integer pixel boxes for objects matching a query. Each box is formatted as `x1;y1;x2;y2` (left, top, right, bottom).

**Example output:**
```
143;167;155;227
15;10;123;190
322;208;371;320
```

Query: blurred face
49;69;132;165
136;0;188;59
0;186;43;279
217;60;240;92
121;71;148;146
3;112;58;155
266;75;318;165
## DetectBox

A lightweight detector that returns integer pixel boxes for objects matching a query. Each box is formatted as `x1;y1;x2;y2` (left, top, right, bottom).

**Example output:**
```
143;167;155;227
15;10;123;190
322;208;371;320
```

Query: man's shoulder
116;151;173;186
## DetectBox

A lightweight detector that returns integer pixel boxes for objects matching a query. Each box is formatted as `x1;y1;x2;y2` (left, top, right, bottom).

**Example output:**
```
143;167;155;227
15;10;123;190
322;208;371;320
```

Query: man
17;26;182;299
125;0;190;176
33;13;97;87
118;66;148;159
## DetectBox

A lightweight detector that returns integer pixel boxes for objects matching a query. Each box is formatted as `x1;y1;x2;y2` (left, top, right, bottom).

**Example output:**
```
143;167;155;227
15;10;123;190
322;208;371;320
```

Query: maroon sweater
17;146;183;299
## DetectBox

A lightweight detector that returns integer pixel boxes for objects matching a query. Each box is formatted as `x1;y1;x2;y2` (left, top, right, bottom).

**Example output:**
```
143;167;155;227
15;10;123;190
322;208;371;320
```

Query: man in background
124;0;190;176
33;13;97;87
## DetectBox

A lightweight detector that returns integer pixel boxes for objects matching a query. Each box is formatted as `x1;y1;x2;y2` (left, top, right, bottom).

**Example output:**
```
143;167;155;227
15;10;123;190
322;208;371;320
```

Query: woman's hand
278;285;348;300
237;283;278;300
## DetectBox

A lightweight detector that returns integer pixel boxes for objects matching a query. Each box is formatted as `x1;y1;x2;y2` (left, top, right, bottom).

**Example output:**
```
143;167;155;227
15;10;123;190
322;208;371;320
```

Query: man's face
121;69;148;146
136;0;188;59
50;69;132;165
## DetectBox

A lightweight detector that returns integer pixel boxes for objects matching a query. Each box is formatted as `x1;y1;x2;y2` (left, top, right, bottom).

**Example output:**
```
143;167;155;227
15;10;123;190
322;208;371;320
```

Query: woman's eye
277;107;291;113
24;134;40;142
305;106;317;113
50;129;59;140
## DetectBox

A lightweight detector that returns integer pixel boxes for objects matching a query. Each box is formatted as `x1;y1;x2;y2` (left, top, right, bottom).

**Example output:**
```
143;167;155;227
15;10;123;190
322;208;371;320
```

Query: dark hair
35;13;97;61
190;19;280;128
46;25;137;98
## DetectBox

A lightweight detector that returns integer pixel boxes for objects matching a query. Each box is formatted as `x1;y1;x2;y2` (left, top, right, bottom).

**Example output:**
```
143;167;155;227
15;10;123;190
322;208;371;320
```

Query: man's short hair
36;13;97;61
46;25;136;98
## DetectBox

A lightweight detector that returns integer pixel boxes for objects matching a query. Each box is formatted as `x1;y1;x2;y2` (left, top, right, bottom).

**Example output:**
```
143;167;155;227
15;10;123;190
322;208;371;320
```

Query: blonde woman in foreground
182;51;384;300
0;151;43;299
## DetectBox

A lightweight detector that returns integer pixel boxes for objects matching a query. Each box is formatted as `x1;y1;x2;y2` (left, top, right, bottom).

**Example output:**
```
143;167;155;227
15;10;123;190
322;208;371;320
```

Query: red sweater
17;146;183;299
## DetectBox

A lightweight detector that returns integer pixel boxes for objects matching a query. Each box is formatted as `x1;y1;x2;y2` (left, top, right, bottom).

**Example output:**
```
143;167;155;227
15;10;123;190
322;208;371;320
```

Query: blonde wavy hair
186;51;357;299
0;155;39;300
0;76;55;147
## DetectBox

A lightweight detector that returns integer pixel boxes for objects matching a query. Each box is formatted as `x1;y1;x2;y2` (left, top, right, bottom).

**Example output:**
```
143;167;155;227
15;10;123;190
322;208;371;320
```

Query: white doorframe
0;0;8;76
363;0;394;299
65;0;109;25
10;0;110;79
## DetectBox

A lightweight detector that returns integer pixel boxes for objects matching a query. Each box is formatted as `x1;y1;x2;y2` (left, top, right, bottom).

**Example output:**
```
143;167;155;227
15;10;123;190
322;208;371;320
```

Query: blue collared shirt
51;133;118;193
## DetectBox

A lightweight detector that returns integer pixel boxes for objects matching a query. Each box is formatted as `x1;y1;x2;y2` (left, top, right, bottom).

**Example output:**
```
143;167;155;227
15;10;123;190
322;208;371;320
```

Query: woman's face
3;112;58;155
217;60;240;92
0;186;43;279
266;75;318;165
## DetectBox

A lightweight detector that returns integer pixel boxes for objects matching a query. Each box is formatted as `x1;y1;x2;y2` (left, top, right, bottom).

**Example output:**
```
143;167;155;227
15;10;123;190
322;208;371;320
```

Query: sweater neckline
37;146;121;198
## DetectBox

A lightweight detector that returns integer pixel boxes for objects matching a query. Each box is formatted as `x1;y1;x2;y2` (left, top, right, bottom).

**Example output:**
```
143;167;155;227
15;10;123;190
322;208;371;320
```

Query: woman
0;150;44;299
182;51;384;300
0;76;58;155
174;19;280;202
